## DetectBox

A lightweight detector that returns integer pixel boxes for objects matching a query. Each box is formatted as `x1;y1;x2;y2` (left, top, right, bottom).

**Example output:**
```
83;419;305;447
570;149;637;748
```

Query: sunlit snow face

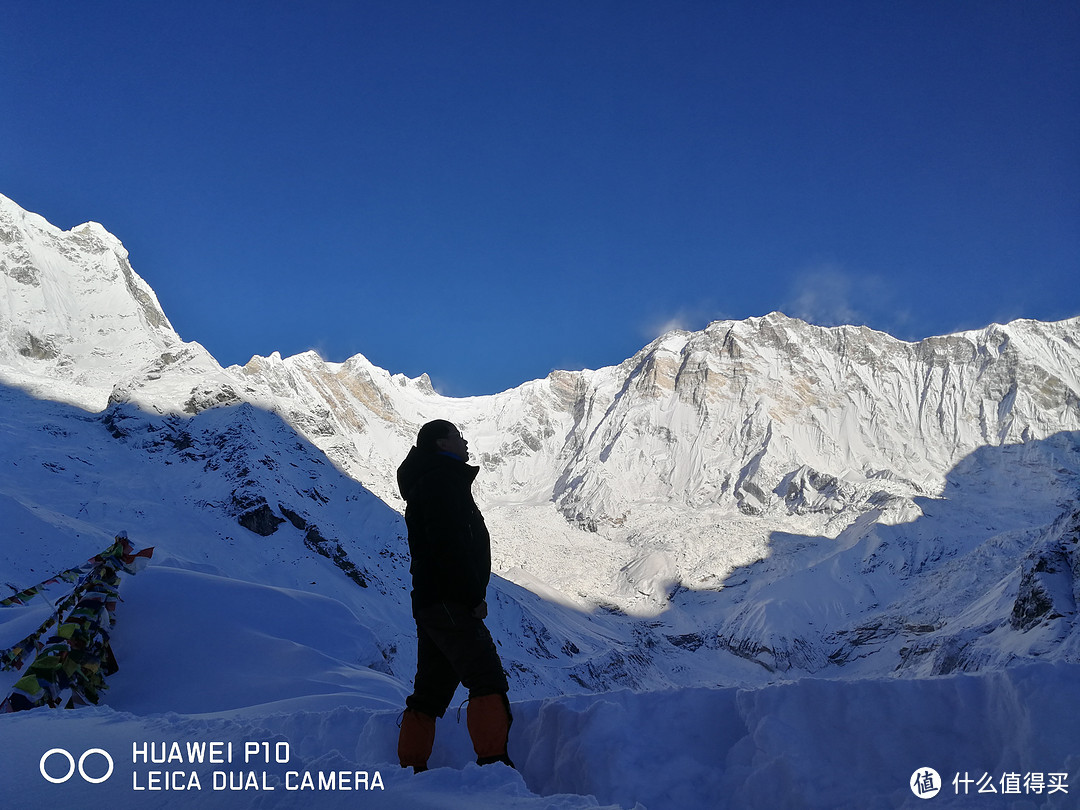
437;425;469;461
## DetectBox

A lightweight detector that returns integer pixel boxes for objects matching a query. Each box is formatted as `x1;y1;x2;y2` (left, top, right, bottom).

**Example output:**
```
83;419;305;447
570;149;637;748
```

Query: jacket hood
397;446;478;502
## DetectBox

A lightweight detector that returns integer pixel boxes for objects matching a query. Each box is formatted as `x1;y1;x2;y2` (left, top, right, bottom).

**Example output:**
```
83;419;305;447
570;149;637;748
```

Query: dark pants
405;601;509;719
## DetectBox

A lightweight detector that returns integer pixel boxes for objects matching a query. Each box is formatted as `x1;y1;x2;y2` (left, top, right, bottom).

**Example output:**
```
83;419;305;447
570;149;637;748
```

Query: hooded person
395;419;514;772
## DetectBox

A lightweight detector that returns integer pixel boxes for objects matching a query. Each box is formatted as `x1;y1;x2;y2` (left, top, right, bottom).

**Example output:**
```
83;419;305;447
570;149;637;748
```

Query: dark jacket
397;447;491;613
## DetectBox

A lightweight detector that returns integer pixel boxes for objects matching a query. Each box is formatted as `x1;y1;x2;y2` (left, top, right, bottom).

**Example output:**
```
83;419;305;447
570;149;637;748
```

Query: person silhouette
395;420;514;772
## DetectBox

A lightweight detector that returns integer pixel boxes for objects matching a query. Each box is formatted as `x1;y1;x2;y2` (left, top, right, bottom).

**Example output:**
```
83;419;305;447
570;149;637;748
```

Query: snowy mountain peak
0;193;184;410
556;311;1080;517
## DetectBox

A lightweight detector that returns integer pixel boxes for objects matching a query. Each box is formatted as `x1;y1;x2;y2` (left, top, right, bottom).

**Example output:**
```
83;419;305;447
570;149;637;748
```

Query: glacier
1;191;1079;808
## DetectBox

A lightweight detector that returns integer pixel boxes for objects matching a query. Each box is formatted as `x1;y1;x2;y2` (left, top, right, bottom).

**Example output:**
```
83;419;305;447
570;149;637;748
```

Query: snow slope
2;192;1079;807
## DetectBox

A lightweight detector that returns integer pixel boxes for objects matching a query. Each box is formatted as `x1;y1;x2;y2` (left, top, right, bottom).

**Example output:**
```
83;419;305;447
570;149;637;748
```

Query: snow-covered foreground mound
1;659;1078;809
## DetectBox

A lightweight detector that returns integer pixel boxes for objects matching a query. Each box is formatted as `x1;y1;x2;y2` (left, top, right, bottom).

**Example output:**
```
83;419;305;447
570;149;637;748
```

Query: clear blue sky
2;2;1077;395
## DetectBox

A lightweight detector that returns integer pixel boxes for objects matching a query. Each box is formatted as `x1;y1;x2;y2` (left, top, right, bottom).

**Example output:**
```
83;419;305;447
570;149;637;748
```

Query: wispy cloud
782;264;913;337
648;311;696;337
783;264;863;326
638;264;925;346
641;301;731;342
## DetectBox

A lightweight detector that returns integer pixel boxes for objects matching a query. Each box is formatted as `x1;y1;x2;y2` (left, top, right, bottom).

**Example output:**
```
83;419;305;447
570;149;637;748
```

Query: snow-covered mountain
0;197;188;410
2;191;1079;808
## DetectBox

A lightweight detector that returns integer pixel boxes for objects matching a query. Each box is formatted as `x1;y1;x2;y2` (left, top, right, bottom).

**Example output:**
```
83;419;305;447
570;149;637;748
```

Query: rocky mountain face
552;315;1080;519
3;190;1079;689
